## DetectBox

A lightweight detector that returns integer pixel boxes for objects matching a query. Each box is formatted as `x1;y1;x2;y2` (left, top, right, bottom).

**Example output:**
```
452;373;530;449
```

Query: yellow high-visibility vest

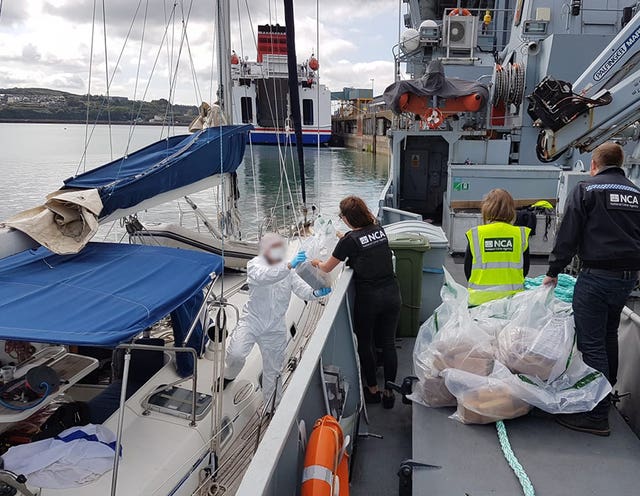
466;222;530;306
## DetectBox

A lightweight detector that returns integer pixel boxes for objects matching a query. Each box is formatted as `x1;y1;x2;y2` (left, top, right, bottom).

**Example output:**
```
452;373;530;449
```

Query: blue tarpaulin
64;125;251;217
0;243;223;347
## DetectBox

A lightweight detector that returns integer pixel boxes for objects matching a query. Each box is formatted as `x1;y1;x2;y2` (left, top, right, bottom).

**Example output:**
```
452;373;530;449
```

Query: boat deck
351;255;640;495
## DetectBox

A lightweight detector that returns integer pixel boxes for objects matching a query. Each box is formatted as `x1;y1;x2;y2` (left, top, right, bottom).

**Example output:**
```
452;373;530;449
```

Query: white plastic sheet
411;270;612;422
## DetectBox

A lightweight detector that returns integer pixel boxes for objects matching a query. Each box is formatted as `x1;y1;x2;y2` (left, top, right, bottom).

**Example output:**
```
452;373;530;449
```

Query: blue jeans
572;270;637;419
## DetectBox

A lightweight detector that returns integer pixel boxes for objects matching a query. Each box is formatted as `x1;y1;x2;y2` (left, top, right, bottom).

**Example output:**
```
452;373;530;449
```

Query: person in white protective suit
224;233;331;405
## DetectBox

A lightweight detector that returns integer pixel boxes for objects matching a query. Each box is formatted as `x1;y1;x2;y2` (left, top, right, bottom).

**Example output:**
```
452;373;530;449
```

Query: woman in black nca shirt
312;196;401;409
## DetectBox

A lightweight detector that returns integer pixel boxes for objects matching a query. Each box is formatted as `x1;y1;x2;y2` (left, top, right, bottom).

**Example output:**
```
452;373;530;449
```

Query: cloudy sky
0;0;401;105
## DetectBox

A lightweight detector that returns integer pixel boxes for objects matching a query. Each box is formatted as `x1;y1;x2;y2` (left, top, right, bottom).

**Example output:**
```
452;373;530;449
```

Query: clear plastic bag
410;273;611;420
411;269;495;406
443;362;532;424
301;216;338;262
504;350;612;414
295;261;332;290
497;286;574;382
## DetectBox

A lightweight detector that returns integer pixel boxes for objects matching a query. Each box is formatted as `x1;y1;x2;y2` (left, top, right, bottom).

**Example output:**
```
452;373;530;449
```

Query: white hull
131;223;258;270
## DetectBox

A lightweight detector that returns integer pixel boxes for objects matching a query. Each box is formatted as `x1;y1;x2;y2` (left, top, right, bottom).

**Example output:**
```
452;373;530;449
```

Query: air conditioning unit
442;15;478;51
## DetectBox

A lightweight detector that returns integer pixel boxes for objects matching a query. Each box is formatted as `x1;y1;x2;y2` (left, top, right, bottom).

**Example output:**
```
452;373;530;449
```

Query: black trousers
572;269;637;420
353;280;402;388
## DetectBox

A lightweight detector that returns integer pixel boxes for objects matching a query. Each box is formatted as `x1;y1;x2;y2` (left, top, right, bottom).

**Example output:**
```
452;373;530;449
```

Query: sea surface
0;123;388;240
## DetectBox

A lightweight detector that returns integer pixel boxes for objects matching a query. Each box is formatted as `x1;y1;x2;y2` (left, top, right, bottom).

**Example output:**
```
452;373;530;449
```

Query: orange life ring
449;8;472;16
420;108;444;130
301;415;349;496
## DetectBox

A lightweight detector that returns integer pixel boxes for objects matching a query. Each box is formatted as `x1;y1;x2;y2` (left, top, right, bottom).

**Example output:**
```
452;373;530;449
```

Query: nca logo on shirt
608;191;640;211
358;229;387;247
484;237;514;253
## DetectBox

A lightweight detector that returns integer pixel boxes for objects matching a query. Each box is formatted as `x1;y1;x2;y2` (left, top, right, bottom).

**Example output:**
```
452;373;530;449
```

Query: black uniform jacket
548;167;640;277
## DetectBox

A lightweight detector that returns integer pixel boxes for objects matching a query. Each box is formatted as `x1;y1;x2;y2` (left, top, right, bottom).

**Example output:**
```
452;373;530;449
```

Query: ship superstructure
230;24;332;145
380;0;640;253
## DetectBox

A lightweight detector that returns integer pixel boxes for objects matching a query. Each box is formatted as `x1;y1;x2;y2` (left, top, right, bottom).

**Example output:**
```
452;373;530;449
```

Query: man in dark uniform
544;142;640;436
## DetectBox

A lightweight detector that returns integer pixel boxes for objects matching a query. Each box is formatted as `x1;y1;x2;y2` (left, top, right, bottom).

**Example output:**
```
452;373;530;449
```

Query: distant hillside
0;88;198;125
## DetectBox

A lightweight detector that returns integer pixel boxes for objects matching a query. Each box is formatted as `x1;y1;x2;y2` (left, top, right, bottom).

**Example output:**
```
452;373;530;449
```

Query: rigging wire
315;0;321;202
82;0;97;173
101;0;113;161
236;0;260;226
127;0;149;149
161;0;195;138
75;0;145;176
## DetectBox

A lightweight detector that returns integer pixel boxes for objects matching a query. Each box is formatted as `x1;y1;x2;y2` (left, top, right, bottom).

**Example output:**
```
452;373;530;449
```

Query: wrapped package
505;351;612;414
419;376;456;408
431;339;494;376
497;288;574;382
411;271;611;423
444;363;532;424
411;271;495;406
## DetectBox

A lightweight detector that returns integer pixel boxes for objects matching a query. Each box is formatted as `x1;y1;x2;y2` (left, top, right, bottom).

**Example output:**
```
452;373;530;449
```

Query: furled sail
64;124;252;220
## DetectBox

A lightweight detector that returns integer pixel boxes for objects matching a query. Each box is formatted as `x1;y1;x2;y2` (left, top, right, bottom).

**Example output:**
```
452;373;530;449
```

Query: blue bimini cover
63;125;252;218
0;243;223;347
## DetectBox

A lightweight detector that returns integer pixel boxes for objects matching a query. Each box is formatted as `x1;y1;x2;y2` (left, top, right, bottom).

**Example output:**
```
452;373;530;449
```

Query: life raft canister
449;8;472;16
301;415;349;496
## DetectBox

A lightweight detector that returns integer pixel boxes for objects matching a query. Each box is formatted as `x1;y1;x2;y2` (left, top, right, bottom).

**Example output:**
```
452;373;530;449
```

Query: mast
216;0;232;123
283;0;307;205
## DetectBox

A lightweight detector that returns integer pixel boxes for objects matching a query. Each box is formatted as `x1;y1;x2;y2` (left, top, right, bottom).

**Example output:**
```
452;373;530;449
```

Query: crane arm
528;11;640;162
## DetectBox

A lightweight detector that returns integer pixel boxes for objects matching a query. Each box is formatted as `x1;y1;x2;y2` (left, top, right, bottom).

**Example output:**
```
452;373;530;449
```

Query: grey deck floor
350;254;640;496
351;336;414;496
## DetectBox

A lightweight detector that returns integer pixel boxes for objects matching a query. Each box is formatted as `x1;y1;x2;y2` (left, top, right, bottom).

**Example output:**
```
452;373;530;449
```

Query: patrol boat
232;1;640;495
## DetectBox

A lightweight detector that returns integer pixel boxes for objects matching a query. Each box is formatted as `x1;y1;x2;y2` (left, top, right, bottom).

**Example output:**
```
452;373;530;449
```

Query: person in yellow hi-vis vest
465;189;531;306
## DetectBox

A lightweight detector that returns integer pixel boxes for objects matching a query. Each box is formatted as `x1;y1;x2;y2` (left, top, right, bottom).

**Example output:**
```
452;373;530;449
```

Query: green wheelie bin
387;232;430;337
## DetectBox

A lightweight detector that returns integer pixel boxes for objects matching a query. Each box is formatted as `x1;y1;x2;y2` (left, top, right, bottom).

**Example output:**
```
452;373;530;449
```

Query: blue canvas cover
0;243;223;347
63;125;251;217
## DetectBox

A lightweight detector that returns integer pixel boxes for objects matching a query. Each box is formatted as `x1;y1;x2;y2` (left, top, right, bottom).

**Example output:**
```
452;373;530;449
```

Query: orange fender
301;415;344;496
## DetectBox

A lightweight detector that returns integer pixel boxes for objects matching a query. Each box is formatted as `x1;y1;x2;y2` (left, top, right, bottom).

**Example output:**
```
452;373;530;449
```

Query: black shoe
363;388;382;404
382;391;395;410
556;413;610;437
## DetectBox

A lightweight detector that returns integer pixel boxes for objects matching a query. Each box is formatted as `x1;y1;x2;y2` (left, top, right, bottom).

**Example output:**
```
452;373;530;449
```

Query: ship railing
234;268;361;495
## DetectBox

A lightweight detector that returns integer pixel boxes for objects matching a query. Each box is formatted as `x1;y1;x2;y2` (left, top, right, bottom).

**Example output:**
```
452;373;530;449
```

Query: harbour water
0;123;388;239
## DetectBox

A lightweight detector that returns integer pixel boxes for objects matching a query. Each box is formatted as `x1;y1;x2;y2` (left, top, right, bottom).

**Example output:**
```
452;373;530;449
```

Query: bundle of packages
443;363;532;424
412;270;494;407
411;270;612;424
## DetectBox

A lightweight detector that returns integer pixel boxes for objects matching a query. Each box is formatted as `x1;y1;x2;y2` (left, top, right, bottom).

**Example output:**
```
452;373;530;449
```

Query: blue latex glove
313;287;332;298
289;251;307;269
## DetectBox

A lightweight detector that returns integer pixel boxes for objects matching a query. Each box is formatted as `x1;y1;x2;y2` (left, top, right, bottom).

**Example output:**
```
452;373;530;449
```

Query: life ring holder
420;108;444;130
449;8;472;16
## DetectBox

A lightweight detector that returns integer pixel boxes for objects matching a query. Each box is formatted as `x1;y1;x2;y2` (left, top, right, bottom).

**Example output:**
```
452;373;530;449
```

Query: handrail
110;344;199;496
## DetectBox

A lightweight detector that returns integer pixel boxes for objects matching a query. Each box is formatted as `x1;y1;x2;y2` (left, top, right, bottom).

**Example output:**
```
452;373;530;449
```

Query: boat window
240;97;253;123
302;99;314;126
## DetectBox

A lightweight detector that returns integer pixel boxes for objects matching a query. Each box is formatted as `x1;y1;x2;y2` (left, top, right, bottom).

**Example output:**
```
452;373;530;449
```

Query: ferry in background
230;24;331;145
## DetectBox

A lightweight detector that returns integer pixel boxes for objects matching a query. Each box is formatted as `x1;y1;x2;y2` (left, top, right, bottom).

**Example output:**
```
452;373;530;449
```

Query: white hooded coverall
224;255;316;404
